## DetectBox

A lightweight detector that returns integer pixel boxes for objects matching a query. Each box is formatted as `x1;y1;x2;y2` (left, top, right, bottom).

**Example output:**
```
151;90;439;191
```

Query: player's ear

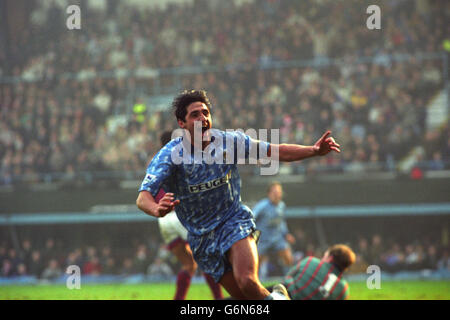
177;118;186;128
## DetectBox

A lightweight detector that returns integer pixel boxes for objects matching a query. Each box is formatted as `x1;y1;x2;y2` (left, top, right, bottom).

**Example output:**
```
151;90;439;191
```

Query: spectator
428;151;445;171
102;257;117;275
357;237;370;264
368;234;384;265
422;245;439;270
1;258;15;277
42;238;57;262
41;259;62;281
404;244;423;271
83;256;102;275
7;249;22;275
16;263;28;277
437;250;450;272
29;250;45;278
133;244;150;274
120;258;136;276
0;244;7;265
382;243;405;273
147;257;173;280
21;239;33;268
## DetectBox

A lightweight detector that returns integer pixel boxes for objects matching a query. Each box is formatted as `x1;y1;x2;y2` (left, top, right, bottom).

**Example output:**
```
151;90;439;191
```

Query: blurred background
0;0;449;285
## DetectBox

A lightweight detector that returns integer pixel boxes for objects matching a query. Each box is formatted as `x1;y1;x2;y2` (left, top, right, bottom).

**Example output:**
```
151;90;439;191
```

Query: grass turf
1;280;449;300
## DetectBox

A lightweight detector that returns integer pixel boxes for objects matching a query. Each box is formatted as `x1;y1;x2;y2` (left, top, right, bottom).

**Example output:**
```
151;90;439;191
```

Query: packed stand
0;231;449;281
0;235;176;281
0;0;449;185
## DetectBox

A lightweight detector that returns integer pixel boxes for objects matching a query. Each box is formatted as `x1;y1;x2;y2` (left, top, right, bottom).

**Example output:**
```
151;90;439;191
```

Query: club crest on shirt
143;173;156;184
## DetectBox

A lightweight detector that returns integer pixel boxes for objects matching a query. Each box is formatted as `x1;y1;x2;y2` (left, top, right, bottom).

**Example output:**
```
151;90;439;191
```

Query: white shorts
158;211;188;248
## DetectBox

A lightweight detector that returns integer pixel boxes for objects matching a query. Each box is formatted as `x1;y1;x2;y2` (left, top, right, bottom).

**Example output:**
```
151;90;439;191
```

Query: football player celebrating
137;90;340;299
155;131;223;300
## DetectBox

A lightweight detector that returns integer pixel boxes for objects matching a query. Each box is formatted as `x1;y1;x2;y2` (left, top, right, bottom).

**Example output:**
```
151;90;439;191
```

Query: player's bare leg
225;236;270;299
171;241;196;300
172;241;223;300
172;241;197;275
278;247;294;267
219;270;247;299
277;247;294;276
202;272;224;300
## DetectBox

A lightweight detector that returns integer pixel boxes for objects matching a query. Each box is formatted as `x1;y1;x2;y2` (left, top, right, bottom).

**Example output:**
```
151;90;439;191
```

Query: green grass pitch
1;280;449;300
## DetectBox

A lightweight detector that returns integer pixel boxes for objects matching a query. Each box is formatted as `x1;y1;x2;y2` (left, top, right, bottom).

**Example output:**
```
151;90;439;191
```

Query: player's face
268;184;283;204
178;101;212;141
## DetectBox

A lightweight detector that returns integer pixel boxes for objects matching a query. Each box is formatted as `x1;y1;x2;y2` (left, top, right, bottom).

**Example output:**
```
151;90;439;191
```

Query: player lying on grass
156;130;223;300
267;244;356;300
136;90;340;300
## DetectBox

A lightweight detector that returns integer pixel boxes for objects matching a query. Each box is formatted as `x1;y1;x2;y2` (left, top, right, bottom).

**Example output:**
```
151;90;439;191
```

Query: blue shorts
188;206;260;283
257;233;289;255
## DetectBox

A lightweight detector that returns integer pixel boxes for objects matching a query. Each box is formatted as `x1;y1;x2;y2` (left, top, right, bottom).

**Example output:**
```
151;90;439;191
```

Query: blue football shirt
253;198;288;240
139;129;270;236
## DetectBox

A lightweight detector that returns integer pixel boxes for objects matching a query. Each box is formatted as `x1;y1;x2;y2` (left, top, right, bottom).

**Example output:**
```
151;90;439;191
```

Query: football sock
174;269;192;300
203;273;224;300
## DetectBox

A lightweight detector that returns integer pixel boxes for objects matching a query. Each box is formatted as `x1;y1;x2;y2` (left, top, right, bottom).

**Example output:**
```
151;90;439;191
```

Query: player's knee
183;261;197;276
234;273;258;292
283;254;293;266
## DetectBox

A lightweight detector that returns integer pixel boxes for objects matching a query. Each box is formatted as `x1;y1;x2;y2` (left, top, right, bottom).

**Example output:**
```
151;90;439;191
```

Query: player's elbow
136;193;145;211
136;197;141;210
136;191;158;217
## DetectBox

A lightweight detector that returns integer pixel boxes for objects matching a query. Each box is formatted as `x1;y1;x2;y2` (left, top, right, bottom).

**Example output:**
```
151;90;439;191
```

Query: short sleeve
232;130;271;162
138;148;173;197
252;200;267;220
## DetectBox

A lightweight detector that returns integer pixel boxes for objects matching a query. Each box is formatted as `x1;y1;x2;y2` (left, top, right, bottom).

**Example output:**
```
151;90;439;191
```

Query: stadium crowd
0;0;449;185
0;232;449;280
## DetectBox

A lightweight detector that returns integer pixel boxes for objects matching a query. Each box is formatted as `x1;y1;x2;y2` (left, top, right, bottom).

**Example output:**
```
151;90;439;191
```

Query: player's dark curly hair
328;244;356;271
172;89;212;122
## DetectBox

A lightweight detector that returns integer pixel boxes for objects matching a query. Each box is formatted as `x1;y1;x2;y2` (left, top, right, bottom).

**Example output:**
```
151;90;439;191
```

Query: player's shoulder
153;136;183;161
162;136;183;150
253;198;271;210
303;256;321;265
219;128;249;140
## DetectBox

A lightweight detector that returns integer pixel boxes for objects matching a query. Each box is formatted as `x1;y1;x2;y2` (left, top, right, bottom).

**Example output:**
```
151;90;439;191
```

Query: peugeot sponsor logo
189;172;231;193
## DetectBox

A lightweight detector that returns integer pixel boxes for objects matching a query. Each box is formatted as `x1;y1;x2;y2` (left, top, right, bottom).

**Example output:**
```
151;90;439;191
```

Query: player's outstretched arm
269;131;341;162
136;191;180;218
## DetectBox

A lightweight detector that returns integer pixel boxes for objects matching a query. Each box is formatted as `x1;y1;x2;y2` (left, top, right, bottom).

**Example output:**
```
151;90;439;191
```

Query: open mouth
202;124;210;135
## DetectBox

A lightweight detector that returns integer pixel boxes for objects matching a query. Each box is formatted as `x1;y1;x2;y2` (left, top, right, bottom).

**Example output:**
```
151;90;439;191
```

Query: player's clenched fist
154;192;180;217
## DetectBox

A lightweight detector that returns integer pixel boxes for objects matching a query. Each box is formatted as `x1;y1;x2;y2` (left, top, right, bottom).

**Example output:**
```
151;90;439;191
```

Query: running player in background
278;244;356;300
156;131;223;300
136;90;340;299
253;182;295;280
